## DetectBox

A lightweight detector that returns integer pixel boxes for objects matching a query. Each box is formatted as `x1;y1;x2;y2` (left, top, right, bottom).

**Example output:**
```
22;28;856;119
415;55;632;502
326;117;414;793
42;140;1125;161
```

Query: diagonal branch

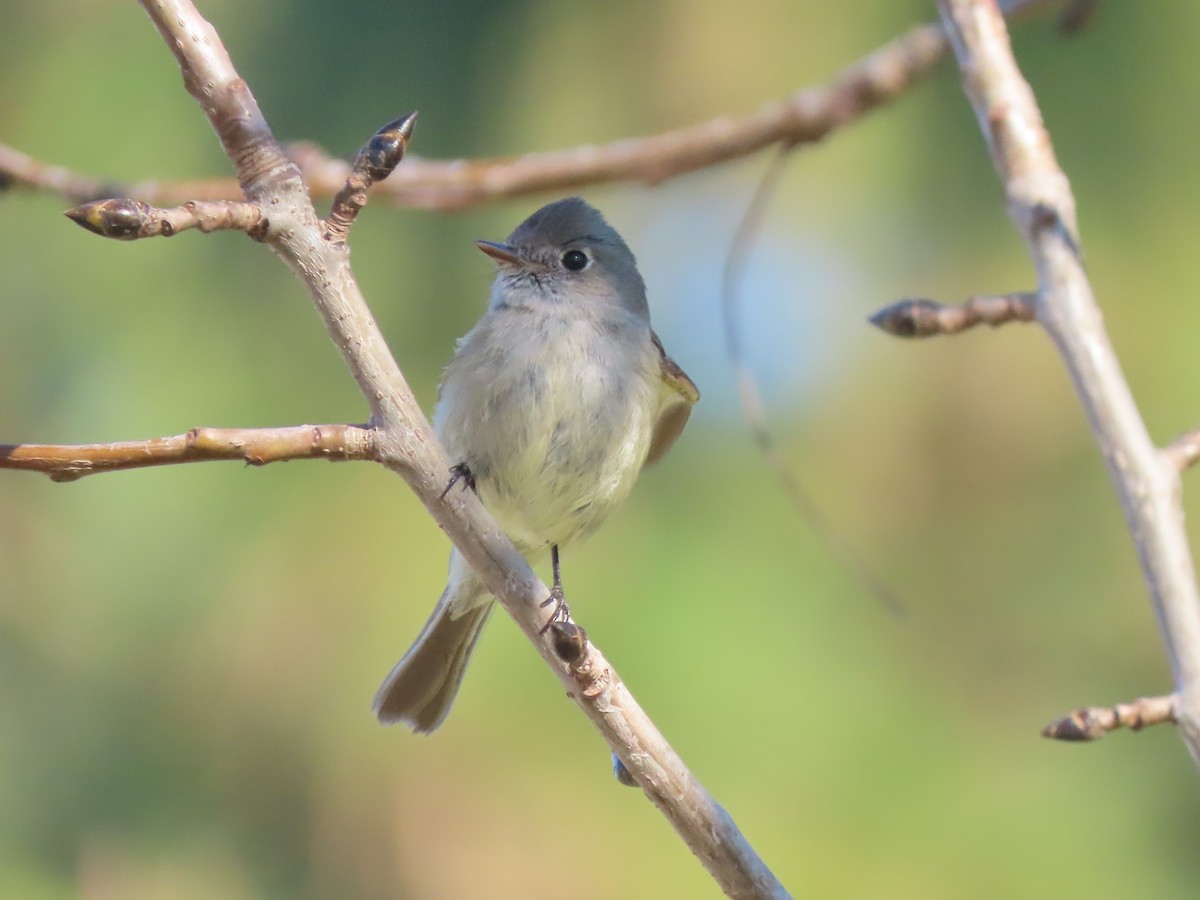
298;16;951;211
0;425;373;482
119;1;790;895
937;0;1200;766
1;0;1063;210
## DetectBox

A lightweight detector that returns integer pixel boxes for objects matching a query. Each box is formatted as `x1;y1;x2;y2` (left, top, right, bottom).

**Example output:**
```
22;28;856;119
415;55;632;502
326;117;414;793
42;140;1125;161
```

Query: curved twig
721;149;904;617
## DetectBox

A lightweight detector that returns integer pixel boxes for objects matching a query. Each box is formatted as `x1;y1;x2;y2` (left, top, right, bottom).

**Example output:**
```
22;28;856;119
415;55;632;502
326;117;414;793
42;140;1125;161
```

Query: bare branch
937;0;1200;765
64;198;265;241
1042;693;1176;742
0;425;372;482
0;142;145;202
1165;426;1200;474
869;292;1036;338
124;1;789;895
300;17;951;211
1;0;1064;210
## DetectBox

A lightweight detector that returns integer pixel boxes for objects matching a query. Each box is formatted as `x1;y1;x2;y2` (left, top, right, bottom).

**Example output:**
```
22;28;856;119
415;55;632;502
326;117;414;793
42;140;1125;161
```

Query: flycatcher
374;197;698;732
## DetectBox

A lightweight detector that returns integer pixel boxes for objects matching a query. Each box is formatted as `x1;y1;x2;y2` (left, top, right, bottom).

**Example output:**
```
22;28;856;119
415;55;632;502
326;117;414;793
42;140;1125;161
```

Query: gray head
477;197;649;319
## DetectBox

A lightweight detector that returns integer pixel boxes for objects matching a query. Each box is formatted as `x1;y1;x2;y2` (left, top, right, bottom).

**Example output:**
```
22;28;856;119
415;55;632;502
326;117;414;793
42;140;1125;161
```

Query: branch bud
65;198;151;240
358;111;417;182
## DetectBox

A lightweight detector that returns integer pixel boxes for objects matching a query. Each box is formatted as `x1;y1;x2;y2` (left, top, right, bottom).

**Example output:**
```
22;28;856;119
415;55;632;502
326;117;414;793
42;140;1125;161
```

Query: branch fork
913;0;1200;764
61;114;417;245
31;2;790;895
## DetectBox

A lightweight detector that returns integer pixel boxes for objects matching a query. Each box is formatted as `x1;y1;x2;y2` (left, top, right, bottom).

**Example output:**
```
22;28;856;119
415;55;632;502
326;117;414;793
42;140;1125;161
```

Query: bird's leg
440;461;477;500
539;544;571;634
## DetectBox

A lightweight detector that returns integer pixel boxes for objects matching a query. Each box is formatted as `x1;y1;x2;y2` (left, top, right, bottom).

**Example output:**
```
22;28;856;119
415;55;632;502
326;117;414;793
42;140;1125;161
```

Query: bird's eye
561;249;589;271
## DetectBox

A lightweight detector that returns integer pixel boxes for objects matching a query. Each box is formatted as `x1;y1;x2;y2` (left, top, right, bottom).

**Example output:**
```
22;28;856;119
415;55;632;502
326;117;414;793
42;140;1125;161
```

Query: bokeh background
2;1;1199;897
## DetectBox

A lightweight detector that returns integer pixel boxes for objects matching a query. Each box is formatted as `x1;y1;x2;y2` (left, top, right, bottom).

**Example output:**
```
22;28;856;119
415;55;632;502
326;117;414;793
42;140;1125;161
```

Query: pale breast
435;305;659;553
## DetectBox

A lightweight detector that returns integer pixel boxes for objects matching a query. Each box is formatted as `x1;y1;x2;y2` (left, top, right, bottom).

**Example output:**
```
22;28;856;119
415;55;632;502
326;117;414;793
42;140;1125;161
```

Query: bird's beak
476;240;522;267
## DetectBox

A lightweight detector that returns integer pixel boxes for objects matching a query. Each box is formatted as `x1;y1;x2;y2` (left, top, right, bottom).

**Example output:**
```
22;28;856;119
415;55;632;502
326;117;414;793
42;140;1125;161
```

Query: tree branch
296;15;950;211
868;292;1036;338
0;0;1107;889
64;198;266;240
80;2;790;896
60;116;417;244
1165;426;1200;474
937;0;1200;765
1;0;1063;210
0;425;372;482
1042;693;1176;742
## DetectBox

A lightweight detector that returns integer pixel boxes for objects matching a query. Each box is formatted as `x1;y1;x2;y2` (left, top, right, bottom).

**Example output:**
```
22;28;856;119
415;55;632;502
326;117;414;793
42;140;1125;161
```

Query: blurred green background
2;1;1199;897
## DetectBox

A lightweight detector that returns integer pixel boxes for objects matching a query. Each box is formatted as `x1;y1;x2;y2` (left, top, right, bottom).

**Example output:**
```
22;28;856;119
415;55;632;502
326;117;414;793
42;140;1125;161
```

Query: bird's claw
440;462;477;500
538;585;570;635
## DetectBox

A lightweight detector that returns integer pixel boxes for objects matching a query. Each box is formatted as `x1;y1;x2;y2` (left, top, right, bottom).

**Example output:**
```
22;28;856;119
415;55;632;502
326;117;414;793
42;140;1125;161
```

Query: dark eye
561;249;589;271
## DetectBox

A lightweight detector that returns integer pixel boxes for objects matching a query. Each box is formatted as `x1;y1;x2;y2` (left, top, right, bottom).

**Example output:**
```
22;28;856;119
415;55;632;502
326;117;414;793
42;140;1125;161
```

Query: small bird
374;197;698;732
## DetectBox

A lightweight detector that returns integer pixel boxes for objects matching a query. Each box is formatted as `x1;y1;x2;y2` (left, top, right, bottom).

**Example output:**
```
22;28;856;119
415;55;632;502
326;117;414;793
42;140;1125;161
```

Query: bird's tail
373;555;492;732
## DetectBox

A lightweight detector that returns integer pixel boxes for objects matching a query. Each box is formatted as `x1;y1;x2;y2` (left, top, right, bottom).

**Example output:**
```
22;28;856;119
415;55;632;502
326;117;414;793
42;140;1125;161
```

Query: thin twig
1042;693;1176;742
0;425;373;482
298;17;949;211
324;113;416;241
1164;426;1200;474
868;292;1036;338
938;0;1200;766
721;148;904;617
0;0;1063;210
64;198;265;241
124;2;790;895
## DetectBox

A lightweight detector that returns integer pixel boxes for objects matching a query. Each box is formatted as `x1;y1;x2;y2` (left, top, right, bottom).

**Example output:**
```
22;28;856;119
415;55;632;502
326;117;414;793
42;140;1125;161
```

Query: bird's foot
538;585;571;635
440;462;477;500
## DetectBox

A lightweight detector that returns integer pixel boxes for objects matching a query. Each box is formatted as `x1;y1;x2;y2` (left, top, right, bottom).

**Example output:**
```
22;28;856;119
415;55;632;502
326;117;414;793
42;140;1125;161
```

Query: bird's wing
644;330;699;467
